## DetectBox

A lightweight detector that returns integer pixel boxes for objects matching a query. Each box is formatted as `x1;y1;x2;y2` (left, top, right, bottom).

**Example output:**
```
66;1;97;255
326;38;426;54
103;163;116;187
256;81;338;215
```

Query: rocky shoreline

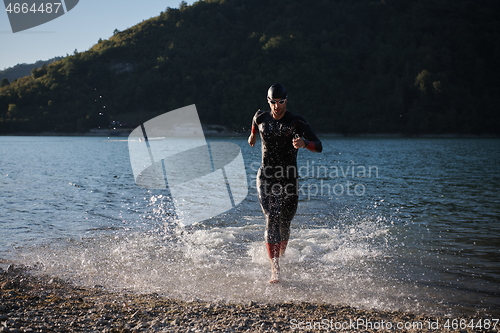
0;266;496;333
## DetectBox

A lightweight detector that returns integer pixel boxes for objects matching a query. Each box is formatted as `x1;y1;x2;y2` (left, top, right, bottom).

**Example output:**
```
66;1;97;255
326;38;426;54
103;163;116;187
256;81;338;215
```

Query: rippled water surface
1;136;499;316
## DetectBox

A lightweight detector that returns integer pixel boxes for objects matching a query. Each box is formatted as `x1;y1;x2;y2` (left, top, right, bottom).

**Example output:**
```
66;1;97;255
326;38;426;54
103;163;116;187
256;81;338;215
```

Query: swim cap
267;84;287;99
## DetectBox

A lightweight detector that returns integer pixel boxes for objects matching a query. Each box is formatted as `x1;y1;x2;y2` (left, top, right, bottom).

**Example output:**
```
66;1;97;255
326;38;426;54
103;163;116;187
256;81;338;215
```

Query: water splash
16;212;427;312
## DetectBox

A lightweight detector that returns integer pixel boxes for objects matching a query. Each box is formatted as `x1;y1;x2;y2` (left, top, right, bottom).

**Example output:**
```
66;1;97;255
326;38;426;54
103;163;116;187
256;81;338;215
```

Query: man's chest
259;118;296;139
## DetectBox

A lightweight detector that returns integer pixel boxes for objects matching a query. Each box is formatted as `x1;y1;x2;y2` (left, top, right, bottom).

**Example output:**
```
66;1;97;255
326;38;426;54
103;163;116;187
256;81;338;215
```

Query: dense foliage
1;0;499;135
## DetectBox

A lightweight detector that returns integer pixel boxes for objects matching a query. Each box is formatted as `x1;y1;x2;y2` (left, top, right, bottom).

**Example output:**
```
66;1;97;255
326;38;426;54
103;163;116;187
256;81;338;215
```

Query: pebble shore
0;266;496;333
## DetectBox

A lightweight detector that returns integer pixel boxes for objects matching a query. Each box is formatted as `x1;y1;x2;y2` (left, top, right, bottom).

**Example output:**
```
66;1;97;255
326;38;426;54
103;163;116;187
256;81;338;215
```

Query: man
248;84;322;283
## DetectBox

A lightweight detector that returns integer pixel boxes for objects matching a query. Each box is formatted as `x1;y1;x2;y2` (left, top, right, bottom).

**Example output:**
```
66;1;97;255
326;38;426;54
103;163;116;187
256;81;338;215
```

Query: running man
248;84;323;283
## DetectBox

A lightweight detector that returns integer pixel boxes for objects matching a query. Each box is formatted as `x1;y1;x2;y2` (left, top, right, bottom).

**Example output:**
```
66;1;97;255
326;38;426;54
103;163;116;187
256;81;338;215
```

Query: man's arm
248;112;260;147
295;118;322;152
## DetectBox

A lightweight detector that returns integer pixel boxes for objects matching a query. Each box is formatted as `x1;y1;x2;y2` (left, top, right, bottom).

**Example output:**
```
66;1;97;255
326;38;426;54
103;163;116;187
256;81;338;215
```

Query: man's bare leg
279;240;288;257
269;257;280;283
266;243;281;283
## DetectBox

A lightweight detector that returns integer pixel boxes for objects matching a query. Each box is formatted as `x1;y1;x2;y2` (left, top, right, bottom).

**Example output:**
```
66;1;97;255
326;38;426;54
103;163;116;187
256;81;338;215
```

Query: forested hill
1;0;499;135
0;57;63;83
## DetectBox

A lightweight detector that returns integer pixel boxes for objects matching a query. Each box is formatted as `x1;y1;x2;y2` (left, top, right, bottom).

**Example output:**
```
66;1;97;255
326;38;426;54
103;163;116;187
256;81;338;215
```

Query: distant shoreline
1;130;499;139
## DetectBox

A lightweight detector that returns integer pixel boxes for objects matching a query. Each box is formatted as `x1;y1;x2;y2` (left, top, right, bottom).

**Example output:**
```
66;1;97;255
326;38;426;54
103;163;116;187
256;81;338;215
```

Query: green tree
31;65;48;79
415;70;431;93
7;103;18;119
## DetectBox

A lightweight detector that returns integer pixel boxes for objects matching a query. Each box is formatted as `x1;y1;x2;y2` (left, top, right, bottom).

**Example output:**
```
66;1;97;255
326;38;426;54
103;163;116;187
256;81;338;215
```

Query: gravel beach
0;265;497;333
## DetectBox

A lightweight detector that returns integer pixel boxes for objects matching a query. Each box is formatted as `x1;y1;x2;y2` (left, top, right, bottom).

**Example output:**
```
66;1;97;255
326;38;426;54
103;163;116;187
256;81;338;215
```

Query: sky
1;0;195;70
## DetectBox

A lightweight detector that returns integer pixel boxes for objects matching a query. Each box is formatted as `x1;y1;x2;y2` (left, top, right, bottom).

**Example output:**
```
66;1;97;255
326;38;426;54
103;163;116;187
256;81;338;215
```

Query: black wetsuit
251;110;322;245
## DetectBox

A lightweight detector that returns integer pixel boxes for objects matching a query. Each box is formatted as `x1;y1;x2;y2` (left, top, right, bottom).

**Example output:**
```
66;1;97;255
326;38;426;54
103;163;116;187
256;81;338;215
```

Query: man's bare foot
269;277;280;283
269;258;280;283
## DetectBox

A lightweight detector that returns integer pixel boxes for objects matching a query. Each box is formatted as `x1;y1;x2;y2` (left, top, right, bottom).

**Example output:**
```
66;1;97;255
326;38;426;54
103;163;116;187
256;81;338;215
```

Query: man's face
268;96;287;118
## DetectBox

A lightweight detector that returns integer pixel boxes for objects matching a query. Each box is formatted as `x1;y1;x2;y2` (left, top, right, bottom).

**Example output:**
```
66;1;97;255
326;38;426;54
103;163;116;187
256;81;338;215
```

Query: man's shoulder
254;109;271;120
285;111;307;123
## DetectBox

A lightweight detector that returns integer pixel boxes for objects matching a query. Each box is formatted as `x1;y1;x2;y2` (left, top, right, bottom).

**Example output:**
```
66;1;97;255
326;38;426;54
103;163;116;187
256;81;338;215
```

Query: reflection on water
0;136;499;316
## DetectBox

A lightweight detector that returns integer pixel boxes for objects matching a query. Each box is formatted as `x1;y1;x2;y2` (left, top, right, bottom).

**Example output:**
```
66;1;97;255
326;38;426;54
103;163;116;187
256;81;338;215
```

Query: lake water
0;136;499;317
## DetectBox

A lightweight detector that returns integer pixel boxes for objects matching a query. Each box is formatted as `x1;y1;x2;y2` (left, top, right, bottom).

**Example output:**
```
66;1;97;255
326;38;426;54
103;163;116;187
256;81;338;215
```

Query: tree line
0;0;498;135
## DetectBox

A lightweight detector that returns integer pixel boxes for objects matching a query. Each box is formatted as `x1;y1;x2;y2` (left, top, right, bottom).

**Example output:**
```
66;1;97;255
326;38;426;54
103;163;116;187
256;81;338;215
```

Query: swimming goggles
267;97;287;105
